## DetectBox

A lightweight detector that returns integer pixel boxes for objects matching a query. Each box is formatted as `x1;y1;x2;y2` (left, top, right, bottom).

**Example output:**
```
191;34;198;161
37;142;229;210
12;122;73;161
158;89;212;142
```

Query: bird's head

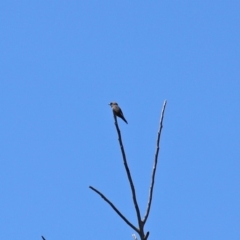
109;102;118;107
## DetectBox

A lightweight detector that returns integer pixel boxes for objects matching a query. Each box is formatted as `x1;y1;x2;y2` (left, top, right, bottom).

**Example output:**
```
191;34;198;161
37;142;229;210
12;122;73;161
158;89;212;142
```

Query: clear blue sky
1;1;240;239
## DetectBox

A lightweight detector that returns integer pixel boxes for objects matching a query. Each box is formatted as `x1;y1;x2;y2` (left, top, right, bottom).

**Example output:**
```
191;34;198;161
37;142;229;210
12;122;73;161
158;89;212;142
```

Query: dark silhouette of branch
143;100;167;224
113;115;143;236
89;186;139;233
41;236;46;240
144;231;150;240
90;101;167;239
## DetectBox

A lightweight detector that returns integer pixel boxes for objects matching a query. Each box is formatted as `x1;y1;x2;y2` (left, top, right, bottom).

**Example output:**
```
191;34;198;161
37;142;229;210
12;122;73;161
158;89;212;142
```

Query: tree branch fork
90;100;167;240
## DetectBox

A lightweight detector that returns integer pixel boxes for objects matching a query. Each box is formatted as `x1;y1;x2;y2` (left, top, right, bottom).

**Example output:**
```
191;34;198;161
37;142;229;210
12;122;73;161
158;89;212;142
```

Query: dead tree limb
90;101;167;239
89;186;139;233
143;100;167;224
113;114;143;237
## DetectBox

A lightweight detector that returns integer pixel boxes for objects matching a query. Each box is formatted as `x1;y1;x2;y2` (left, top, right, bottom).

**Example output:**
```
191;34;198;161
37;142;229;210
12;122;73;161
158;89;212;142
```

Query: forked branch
90;101;167;240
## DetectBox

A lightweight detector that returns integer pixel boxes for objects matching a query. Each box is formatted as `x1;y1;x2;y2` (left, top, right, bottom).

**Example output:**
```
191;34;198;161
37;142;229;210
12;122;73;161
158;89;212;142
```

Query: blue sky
1;1;240;239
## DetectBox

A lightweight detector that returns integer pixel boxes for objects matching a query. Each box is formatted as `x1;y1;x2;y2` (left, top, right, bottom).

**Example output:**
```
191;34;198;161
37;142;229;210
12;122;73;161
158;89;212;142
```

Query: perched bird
109;102;128;124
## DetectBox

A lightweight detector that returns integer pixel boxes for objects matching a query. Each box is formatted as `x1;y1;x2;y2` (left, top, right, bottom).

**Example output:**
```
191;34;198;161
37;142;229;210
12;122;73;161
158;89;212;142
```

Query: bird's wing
119;108;125;117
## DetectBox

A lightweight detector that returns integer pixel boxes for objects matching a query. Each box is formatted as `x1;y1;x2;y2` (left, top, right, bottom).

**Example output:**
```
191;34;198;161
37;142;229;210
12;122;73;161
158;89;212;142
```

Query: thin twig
89;186;139;233
41;236;46;240
143;100;167;224
144;231;150;240
113;116;143;235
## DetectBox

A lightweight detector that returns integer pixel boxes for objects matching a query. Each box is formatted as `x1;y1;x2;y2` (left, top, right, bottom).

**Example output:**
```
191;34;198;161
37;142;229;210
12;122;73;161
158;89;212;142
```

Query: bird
109;102;128;124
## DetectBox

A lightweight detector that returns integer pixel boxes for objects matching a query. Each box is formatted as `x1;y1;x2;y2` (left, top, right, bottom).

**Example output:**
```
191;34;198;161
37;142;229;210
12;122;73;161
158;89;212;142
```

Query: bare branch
89;186;139;233
143;100;167;224
144;231;150;240
113;116;143;233
41;236;46;240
